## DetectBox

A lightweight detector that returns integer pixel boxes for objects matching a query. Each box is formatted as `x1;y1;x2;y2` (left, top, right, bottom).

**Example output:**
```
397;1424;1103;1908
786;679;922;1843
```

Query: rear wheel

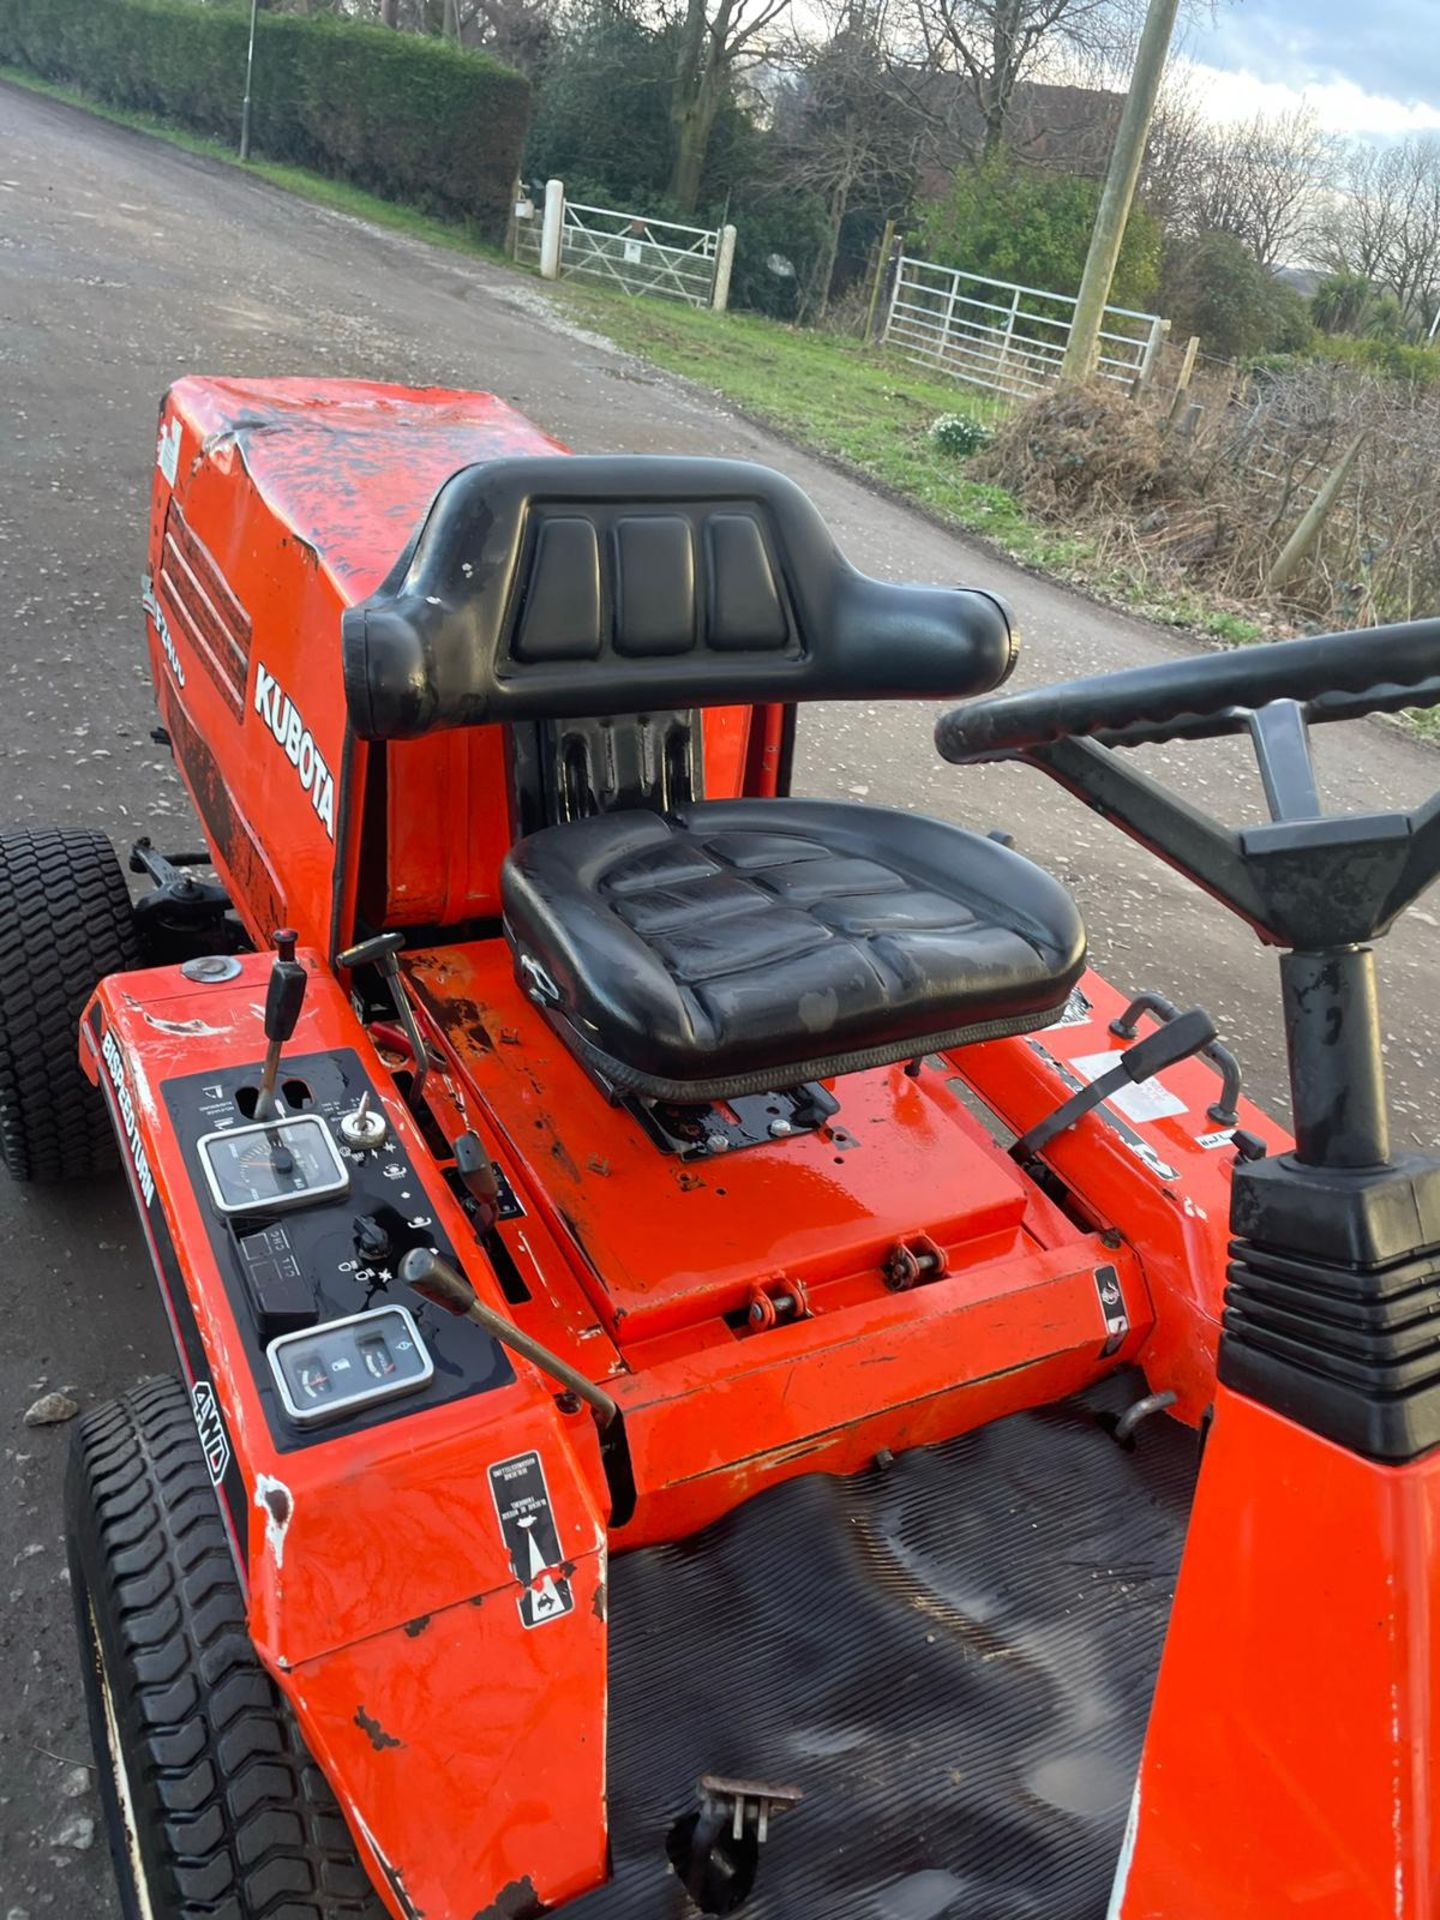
0;828;141;1181
67;1377;386;1920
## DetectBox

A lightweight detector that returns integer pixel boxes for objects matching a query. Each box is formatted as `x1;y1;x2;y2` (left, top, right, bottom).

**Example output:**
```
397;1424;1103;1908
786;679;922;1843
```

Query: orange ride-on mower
4;377;1439;1920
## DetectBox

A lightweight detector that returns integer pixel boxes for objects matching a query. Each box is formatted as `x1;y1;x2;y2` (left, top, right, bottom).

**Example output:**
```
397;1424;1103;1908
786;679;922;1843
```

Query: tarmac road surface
2;79;1437;1917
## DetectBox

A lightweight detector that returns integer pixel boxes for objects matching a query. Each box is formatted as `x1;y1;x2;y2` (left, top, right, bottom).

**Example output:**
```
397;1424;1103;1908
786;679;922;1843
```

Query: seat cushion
501;799;1085;1101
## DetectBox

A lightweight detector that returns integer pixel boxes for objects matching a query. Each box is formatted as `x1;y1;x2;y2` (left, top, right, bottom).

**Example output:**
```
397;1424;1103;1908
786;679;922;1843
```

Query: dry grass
978;361;1440;634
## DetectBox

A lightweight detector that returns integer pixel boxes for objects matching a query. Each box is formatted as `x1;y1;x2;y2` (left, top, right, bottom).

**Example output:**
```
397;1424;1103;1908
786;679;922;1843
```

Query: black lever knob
264;927;307;1045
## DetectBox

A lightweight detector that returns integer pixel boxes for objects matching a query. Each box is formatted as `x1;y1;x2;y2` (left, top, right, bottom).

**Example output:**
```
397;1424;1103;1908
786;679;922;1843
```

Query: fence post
1131;315;1169;400
504;175;525;262
939;266;960;371
998;285;1021;382
711;224;737;312
873;233;904;345
863;218;896;342
1167;334;1200;422
1265;430;1367;594
539;179;565;281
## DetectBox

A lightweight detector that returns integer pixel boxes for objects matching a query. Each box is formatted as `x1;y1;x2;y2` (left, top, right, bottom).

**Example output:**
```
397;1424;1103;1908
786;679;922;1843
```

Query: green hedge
0;0;529;238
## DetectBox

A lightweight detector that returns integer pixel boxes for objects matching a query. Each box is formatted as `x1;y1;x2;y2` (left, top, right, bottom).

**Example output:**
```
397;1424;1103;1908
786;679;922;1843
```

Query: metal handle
338;931;429;1109
399;1248;619;1427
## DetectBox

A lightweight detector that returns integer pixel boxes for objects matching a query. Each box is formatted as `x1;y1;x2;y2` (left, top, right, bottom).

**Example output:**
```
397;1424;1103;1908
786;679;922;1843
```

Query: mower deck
578;1371;1198;1920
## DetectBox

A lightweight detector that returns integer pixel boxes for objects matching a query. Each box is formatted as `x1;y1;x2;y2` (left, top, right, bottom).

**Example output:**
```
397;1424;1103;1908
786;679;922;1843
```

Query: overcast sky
1180;3;1440;134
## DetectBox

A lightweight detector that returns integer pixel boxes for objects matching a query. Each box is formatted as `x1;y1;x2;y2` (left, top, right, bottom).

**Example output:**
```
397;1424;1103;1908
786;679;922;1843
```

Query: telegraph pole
1062;0;1180;381
239;0;260;162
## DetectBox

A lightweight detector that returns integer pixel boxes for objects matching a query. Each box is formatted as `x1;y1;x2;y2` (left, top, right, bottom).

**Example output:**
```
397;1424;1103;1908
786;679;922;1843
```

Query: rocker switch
353;1214;394;1264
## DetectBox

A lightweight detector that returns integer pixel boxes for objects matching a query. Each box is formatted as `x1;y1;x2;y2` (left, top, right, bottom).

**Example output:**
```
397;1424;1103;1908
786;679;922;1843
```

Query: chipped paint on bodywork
1105;1777;1141;1919
141;1013;233;1038
172;377;568;601
474;1876;547;1919
353;1807;427;1920
354;1705;405;1752
254;1473;294;1568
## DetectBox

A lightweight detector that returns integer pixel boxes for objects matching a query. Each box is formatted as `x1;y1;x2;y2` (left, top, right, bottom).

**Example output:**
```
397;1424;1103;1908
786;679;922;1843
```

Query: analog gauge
197;1115;349;1216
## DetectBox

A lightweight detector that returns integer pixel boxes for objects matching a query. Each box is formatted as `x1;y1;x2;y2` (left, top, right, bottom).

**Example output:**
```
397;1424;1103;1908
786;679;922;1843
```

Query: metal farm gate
884;254;1166;401
515;184;736;311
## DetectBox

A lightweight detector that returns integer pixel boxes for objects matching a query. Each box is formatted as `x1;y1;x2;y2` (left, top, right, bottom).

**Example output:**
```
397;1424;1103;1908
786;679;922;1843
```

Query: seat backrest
341;456;1017;740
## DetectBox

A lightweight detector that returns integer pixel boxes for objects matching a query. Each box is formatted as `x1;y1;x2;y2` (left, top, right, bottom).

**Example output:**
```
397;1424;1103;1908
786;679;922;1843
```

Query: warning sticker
1071;1050;1188;1124
1093;1263;1130;1356
488;1451;575;1629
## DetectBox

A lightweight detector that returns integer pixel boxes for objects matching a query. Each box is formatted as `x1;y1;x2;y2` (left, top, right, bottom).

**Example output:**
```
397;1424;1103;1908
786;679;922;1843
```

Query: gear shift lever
254;928;306;1123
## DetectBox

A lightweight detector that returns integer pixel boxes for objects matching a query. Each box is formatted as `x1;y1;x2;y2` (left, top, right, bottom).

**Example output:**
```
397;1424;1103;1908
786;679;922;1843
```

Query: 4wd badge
191;1381;231;1485
488;1451;574;1628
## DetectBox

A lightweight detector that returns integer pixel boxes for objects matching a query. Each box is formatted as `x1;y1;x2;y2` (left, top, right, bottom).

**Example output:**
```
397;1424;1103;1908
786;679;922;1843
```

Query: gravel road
1;78;1436;1917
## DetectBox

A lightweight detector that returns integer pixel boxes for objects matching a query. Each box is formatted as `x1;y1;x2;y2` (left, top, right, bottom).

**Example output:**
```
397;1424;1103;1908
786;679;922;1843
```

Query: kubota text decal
252;663;335;839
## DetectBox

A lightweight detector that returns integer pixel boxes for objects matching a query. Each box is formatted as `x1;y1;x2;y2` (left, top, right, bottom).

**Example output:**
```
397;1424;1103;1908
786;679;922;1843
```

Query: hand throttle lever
254;928;306;1123
337;930;429;1109
1011;1007;1217;1162
399;1247;619;1428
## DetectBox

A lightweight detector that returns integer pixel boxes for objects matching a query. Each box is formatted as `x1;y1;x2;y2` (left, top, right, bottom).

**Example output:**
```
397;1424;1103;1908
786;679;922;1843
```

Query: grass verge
555;282;1106;585
552;282;1280;646
0;64;506;263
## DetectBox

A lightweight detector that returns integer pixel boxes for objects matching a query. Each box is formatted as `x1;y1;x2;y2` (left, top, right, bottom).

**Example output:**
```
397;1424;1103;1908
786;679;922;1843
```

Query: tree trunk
380;0;399;23
669;0;720;211
812;175;851;321
671;73;722;210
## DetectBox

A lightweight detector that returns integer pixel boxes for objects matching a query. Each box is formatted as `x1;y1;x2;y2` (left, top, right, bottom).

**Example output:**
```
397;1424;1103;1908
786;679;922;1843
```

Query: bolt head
768;1117;794;1138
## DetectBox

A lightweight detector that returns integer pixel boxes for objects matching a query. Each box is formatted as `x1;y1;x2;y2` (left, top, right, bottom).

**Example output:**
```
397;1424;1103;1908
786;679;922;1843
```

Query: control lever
1011;1007;1217;1162
399;1247;619;1428
453;1130;501;1231
254;929;306;1123
336;931;429;1110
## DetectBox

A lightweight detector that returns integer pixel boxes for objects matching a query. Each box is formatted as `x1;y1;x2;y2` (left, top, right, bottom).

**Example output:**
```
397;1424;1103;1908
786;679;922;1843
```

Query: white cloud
1178;60;1440;138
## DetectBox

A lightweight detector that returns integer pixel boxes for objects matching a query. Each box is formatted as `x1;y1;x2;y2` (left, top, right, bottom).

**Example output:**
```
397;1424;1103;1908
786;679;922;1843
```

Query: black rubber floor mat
565;1374;1200;1920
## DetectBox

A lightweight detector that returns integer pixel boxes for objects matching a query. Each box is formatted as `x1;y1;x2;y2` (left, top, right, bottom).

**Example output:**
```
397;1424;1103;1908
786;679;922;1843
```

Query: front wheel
0;828;141;1181
67;1377;387;1919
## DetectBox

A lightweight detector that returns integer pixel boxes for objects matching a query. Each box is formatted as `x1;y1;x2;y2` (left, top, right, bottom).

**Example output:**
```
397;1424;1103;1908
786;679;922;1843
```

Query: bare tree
1156;103;1336;269
663;0;793;209
773;2;922;315
1326;135;1440;326
900;0;1139;164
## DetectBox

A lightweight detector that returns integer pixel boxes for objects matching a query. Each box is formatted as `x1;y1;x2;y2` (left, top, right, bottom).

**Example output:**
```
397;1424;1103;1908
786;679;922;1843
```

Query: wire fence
981;335;1440;629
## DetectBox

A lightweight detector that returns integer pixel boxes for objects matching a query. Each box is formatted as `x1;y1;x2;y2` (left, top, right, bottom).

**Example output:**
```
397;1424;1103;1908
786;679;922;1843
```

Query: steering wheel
935;618;1440;761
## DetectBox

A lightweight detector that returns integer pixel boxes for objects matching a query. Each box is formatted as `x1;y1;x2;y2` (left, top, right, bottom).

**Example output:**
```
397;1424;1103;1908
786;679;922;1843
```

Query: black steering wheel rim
935;617;1440;763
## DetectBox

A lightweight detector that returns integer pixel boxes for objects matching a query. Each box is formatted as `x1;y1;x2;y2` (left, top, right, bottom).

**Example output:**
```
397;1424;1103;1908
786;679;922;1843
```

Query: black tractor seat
502;799;1085;1102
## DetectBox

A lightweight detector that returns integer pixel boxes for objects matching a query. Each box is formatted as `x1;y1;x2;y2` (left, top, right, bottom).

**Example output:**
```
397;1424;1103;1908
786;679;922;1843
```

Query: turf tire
0;828;142;1181
67;1376;387;1920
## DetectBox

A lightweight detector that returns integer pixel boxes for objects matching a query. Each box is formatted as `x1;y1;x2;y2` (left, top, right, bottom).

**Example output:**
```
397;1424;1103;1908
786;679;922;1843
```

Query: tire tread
68;1378;387;1919
0;828;141;1181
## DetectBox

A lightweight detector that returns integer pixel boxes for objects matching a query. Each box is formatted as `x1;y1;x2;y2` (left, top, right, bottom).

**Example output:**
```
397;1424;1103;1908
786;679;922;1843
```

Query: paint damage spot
352;1808;425;1919
403;1614;431;1638
140;1012;232;1037
354;1705;404;1751
474;1877;547;1920
254;1474;293;1568
592;1578;608;1623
